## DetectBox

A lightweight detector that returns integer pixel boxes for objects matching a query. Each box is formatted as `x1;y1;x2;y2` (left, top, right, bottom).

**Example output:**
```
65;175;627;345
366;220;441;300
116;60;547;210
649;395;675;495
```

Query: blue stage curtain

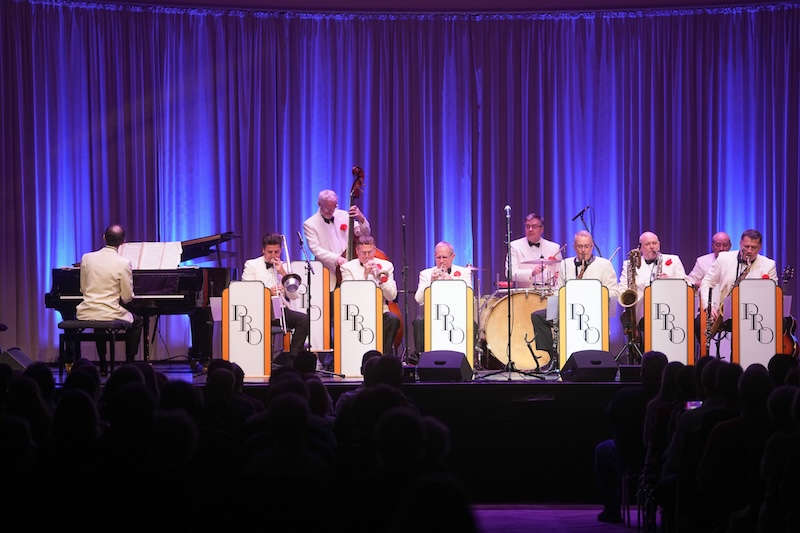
2;1;798;360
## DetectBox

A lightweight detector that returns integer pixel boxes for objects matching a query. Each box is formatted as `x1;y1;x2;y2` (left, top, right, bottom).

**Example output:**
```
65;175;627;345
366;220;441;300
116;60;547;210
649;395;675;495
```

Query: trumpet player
242;233;310;356
340;236;401;355
413;241;474;352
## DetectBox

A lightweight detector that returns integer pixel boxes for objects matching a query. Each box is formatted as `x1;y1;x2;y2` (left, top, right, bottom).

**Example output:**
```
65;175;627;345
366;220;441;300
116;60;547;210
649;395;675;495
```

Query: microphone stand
400;215;411;363
577;207;604;257
478;206;545;381
298;235;344;379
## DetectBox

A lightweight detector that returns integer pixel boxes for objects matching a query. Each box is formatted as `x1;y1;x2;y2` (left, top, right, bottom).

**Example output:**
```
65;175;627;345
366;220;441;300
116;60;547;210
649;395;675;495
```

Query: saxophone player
241;233;310;356
413;241;474;353
530;231;619;368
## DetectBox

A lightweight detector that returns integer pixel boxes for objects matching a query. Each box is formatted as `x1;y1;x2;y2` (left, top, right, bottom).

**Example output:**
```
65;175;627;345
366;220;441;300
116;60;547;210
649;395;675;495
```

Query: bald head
639;231;660;260
434;241;455;270
103;224;125;248
711;232;731;257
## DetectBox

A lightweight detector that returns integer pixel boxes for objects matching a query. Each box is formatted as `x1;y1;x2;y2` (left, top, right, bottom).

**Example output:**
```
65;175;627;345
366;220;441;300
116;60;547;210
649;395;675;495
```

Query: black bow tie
322;216;334;224
264;261;273;270
645;258;657;265
574;257;594;266
528;241;540;248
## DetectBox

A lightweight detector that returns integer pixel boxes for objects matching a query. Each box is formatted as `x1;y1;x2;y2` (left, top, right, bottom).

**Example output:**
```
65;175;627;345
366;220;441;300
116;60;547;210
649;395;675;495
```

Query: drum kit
473;258;561;372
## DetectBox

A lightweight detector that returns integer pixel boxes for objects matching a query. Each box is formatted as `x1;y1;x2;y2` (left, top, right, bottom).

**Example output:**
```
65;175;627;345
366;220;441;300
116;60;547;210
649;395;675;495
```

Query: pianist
76;224;143;372
242;233;310;357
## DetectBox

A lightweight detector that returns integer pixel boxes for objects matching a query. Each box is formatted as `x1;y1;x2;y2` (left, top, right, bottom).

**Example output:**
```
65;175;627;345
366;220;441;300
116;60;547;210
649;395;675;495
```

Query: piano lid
180;231;237;263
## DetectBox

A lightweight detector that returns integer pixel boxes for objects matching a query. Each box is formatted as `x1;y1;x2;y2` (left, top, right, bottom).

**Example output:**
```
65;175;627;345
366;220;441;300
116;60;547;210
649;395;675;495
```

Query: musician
530;231;619;366
700;229;778;323
76;224;142;372
302;189;371;287
340;236;401;355
412;241;473;352
686;232;732;287
242;233;310;356
507;213;562;286
619;232;687;297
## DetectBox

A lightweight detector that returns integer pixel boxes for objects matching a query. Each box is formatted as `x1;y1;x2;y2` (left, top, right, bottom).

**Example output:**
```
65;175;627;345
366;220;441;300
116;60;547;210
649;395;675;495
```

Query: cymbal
521;258;561;266
464;265;485;271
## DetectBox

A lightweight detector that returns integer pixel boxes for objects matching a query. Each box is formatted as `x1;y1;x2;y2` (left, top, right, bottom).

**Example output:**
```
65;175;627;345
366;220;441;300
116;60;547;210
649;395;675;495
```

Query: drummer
507;212;563;286
413;241;474;353
530;230;620;368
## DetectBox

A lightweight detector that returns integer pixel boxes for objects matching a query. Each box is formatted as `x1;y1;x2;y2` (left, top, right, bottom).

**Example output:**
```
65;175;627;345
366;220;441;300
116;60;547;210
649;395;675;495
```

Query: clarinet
705;287;714;354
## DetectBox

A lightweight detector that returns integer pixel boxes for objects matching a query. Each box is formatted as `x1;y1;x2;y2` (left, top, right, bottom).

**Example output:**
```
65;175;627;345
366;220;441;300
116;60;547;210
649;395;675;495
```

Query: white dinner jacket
76;246;134;323
700;250;777;309
340;257;396;312
506;236;563;285
686;252;716;287
414;265;473;305
556;256;620;301
241;256;299;301
303;208;371;290
619;253;687;297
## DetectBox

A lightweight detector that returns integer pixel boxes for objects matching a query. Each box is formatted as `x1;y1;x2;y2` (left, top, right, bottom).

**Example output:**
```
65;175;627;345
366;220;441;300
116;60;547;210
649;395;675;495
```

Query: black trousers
95;315;143;362
382;311;401;356
276;307;311;355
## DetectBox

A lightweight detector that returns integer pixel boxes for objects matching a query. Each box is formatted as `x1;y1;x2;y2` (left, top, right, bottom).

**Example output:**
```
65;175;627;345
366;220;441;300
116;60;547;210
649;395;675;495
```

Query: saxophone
654;253;663;281
619;249;642;343
707;257;754;338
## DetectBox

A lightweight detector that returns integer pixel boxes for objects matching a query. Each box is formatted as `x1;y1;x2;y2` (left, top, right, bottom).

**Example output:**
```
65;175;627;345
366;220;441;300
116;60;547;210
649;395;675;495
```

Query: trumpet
619;249;642;308
431;265;453;281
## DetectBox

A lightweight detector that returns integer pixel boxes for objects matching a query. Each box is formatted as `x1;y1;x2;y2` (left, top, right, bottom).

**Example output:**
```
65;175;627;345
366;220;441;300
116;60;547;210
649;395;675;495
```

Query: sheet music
119;242;183;269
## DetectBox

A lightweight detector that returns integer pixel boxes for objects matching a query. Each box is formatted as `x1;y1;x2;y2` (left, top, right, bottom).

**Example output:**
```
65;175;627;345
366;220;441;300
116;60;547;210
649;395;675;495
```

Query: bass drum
483;291;550;371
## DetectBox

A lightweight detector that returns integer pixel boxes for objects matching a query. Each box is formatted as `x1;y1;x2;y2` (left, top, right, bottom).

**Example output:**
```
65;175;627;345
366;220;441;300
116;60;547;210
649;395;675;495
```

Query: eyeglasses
525;224;543;229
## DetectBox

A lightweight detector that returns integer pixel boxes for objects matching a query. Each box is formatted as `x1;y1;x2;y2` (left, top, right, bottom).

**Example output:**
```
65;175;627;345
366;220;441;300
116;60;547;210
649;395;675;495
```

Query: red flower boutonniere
340;224;347;231
762;274;770;279
454;271;461;277
665;259;673;266
379;273;389;283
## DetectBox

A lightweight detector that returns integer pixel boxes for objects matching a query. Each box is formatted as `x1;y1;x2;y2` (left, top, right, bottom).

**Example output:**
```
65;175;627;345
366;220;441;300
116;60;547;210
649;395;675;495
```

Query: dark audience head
0;415;37;474
768;353;798;386
654;361;684;403
361;349;382;375
63;363;102;401
206;358;234;376
767;385;798;433
6;375;52;442
304;376;333;418
715;361;743;405
422;415;452;468
700;358;722;398
373;355;404;389
266;392;310;447
23;362;56;406
362;356;381;387
265;371;309;408
785;366;800;387
229;362;246;393
205;368;235;406
105;381;155;435
676;364;698;401
103;224;125;247
294;350;318;374
148;409;198;472
52;388;99;449
738;363;773;415
131;361;160;402
159;379;204;421
374;406;425;473
640;351;668;394
695;356;714;399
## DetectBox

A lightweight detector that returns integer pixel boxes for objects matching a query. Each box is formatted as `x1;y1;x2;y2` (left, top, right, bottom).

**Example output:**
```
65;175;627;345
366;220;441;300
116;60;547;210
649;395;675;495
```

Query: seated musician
242;233;310;356
530;230;619;367
76;224;143;373
412;241;473;353
340;236;401;356
699;229;778;333
687;232;731;344
619;231;687;335
302;189;371;287
507;212;562;286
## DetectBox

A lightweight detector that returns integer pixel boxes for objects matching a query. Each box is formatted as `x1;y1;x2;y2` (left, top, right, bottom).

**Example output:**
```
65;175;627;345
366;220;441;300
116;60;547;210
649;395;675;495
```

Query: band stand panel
423;280;474;369
334;281;384;378
732;280;782;368
558;280;609;369
643;280;694;365
222;281;271;377
288;260;330;350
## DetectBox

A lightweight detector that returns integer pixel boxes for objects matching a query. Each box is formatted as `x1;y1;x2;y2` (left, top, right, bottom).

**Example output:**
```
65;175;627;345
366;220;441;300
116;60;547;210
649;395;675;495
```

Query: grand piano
45;232;235;361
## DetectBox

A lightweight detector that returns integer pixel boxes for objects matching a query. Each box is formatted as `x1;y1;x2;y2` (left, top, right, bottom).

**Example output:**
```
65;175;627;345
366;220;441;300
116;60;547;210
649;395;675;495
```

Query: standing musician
530;230;619;365
686;232;732;287
340;236;401;355
242;233;310;356
302;189;371;288
507;212;563;286
700;229;777;325
413;241;473;352
76;224;143;374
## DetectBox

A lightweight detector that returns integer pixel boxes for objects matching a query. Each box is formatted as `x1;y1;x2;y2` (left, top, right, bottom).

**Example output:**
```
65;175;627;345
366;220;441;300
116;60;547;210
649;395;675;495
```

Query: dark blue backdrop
2;0;798;360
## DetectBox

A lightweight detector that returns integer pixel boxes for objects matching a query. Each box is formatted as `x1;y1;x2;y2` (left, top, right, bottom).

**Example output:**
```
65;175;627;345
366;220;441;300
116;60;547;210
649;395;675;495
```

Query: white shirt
414;265;473;306
506;236;563;285
241;256;299;301
686;252;716;287
555;256;620;300
700;250;778;309
303;208;371;290
76;246;134;323
340;257;396;312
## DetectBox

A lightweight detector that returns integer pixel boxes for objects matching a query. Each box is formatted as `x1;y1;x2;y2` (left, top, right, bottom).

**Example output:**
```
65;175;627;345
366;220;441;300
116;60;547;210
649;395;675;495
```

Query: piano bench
57;320;133;375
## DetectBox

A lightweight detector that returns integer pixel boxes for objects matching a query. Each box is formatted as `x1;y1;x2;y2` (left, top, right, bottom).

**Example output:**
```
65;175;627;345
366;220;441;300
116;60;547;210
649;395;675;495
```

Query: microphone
504;205;511;219
401;214;406;227
571;205;590;221
296;231;304;247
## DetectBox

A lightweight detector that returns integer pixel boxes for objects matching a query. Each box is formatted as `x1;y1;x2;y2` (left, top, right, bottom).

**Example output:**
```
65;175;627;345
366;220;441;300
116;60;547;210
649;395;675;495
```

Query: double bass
340;166;404;348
